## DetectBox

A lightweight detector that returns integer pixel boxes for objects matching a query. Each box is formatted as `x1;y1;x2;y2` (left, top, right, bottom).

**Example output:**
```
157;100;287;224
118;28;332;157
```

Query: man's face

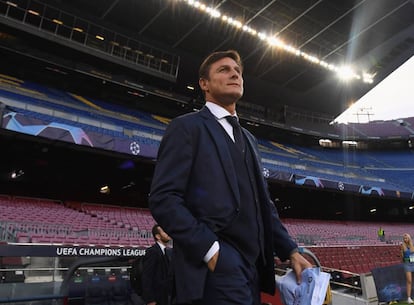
199;57;244;106
157;227;171;244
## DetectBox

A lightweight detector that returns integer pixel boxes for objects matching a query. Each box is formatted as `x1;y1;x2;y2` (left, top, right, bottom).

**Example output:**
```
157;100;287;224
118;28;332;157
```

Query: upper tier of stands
0;0;179;81
334;119;414;139
259;140;414;192
1;73;413;195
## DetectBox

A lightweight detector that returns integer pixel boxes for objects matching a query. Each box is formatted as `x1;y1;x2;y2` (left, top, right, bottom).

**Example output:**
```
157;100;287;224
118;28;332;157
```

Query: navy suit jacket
149;106;297;303
141;242;171;305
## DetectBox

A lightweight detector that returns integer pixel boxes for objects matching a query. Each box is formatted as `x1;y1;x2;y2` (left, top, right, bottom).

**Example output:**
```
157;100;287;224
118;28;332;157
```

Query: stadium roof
45;0;414;118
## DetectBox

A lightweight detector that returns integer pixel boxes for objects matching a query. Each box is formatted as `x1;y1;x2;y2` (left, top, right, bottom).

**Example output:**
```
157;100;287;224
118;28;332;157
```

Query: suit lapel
199;107;240;203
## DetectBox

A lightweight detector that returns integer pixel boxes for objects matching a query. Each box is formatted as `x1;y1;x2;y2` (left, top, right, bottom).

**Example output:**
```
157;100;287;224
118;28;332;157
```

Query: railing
0;0;179;81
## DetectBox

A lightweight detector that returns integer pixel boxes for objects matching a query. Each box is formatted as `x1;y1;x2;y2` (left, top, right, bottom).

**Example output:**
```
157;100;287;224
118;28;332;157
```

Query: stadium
0;0;413;304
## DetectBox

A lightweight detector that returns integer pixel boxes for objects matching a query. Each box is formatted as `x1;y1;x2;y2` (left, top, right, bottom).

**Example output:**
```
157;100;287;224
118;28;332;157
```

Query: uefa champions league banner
371;264;410;303
290;173;412;200
2;110;159;158
0;244;146;257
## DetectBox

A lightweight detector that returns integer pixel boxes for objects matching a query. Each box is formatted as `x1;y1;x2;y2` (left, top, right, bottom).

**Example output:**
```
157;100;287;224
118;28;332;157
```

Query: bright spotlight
362;72;375;84
337;66;355;81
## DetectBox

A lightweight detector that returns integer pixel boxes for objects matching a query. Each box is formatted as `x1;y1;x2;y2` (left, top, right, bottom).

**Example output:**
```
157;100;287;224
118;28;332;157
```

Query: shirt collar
156;241;167;254
205;101;238;120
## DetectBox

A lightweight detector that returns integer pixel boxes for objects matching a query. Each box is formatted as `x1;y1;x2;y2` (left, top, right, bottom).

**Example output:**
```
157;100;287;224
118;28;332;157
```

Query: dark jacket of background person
149;105;298;303
141;242;172;305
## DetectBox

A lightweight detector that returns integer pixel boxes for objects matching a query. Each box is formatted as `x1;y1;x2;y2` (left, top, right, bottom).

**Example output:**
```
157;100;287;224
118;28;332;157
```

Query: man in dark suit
149;50;311;305
141;224;173;305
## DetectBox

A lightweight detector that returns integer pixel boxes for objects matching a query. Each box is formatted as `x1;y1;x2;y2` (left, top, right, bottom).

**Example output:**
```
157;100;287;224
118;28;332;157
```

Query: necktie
225;116;245;152
164;247;171;265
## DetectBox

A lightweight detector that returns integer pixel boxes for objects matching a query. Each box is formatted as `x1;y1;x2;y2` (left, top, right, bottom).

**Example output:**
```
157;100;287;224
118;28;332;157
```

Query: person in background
149;50;311;305
402;233;414;304
141;224;173;305
378;227;385;242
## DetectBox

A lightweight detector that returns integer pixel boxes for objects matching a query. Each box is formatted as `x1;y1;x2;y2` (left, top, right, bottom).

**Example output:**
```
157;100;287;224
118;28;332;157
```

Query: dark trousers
194;241;261;305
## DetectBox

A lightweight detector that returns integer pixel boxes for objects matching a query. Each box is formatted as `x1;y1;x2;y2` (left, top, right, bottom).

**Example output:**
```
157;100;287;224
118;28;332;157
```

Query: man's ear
199;78;208;92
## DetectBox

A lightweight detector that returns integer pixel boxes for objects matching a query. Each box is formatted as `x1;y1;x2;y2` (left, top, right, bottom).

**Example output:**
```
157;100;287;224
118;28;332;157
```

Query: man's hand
290;251;312;284
207;250;219;272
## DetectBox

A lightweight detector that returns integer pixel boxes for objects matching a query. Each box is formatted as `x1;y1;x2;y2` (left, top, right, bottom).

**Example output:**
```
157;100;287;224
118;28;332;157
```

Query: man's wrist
289;248;299;258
